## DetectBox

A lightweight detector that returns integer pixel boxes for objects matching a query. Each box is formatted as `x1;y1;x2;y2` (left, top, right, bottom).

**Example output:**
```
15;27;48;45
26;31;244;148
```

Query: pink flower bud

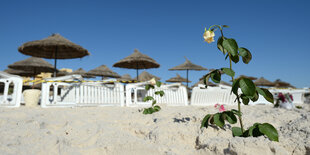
219;105;226;112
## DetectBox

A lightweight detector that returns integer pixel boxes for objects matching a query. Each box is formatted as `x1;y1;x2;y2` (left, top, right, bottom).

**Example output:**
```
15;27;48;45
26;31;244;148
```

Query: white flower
203;30;215;43
149;78;156;86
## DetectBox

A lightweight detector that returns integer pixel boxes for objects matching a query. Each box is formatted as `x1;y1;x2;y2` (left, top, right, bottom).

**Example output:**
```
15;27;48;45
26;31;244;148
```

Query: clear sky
1;0;309;88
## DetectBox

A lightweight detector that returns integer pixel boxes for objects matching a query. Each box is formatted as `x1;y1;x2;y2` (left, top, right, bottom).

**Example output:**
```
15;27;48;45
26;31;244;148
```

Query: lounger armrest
44;74;84;82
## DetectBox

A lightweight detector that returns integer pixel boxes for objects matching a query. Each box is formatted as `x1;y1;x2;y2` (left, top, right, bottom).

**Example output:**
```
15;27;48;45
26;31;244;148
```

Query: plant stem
229;54;244;133
220;26;244;133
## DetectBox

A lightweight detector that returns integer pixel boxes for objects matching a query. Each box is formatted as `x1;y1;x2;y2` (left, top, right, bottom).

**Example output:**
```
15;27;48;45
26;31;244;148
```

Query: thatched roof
135;71;160;81
254;77;275;87
274;79;295;88
70;68;94;78
169;57;207;71
166;74;191;83
4;68;35;77
8;57;55;73
18;33;90;59
87;65;120;78
237;75;257;80
113;49;160;69
117;74;133;81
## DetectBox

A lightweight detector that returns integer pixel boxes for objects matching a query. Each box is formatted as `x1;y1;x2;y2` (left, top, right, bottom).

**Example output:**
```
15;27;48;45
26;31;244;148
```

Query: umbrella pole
136;69;139;81
186;69;189;88
53;47;58;77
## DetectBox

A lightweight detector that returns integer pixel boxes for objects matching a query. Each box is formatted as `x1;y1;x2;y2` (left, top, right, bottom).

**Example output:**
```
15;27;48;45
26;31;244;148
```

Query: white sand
0;104;309;155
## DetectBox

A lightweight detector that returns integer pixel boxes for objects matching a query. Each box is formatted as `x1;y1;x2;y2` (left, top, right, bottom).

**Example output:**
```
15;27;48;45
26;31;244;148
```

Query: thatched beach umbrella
18;33;90;77
8;57;55;77
230;75;257;82
70;68;94;78
117;74;133;82
4;68;34;77
113;49;160;80
254;77;275;87
166;74;191;83
169;57;207;88
135;71;160;82
87;65;120;79
274;79;294;88
237;75;257;80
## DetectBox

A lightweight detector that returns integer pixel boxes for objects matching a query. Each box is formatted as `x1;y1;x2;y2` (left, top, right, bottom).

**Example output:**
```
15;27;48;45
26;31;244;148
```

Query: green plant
142;79;165;114
201;25;278;142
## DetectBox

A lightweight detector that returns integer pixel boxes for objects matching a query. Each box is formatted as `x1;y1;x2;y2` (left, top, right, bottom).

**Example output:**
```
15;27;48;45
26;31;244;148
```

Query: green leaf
156;81;162;87
256;87;274;103
231;79;240;96
221;68;235;78
248;123;263;137
222;25;229;28
258;123;279;142
239;78;256;97
230;54;239;63
201;114;212;128
143;108;155;114
211;70;221;83
223;39;238;57
155;91;165;97
145;84;150;90
223;111;237;124
240;94;249;105
238;47;252;64
232;127;243;137
143;96;154;102
217;37;227;55
213;113;225;128
143;108;149;114
152;100;156;106
250;92;259;102
231;109;242;117
153;105;161;112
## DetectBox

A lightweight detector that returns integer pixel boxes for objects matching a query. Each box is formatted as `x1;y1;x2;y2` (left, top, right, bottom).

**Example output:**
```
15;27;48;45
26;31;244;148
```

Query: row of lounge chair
0;71;309;108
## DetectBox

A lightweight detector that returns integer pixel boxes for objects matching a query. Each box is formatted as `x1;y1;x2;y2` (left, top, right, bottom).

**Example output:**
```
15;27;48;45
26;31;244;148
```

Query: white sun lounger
125;82;188;107
41;75;125;107
190;84;236;106
0;71;23;107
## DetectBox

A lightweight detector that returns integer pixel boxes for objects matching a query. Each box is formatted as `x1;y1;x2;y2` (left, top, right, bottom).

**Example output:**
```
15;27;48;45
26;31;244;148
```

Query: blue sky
1;0;309;88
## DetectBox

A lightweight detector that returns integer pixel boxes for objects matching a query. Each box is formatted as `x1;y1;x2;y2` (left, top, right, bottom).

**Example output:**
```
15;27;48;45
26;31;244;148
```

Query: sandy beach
0;104;309;155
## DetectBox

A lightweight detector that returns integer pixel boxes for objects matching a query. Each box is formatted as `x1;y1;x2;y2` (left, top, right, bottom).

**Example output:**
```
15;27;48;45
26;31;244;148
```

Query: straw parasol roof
135;71;160;82
254;77;275;87
169;57;207;71
169;57;207;88
8;57;55;74
113;49;160;80
237;75;257;80
87;65;120;78
274;79;294;88
70;68;94;78
117;74;133;81
166;74;191;83
4;68;34;77
18;33;90;77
